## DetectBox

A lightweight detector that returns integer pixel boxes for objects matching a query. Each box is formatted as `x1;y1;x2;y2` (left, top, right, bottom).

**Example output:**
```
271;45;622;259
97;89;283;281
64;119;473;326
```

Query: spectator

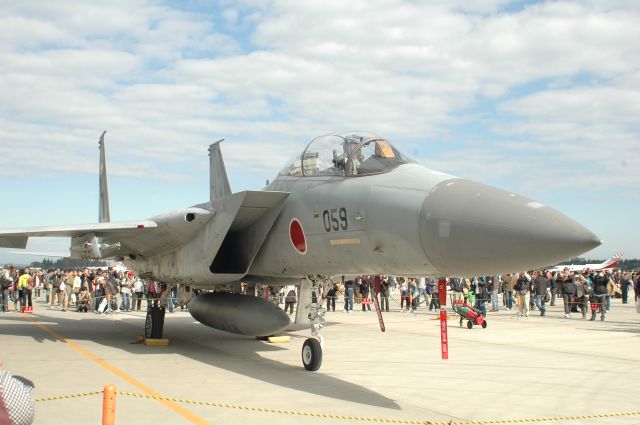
360;276;372;312
620;272;631;304
449;277;464;306
133;276;144;311
557;268;576;318
532;270;548;316
94;278;106;313
1;266;13;313
591;272;608;321
62;270;75;312
514;271;531;317
17;268;33;312
48;269;62;308
489;275;500;312
605;271;618;311
503;273;516;310
104;273;118;313
146;280;157;309
574;274;590;319
474;277;488;316
325;281;336;312
343;280;354;313
284;288;296;314
77;287;92;313
120;272;133;312
380;276;390;312
416;277;428;310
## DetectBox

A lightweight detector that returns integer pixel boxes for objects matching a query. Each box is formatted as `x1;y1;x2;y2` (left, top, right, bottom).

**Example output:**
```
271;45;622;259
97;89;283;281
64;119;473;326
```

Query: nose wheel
302;338;323;371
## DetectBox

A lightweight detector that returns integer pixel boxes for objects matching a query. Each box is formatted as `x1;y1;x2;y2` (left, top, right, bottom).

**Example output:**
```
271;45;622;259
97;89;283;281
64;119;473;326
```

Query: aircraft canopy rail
278;131;415;178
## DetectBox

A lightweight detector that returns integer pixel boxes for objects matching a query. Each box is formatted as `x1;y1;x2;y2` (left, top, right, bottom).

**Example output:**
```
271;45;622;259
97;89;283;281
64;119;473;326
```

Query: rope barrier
33;390;640;424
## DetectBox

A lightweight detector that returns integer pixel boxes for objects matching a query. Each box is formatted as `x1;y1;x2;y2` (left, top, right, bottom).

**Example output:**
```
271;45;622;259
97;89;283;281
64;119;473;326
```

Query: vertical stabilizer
209;140;231;204
98;131;111;223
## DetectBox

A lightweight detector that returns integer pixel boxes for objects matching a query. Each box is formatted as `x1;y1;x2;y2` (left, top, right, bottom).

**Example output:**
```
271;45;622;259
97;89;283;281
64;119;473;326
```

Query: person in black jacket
514;272;531;317
557;268;576;318
590;272;608;321
532;270;548;316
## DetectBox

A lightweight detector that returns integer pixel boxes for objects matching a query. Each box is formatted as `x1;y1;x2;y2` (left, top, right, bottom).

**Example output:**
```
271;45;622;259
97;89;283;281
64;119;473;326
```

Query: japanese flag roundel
289;218;307;255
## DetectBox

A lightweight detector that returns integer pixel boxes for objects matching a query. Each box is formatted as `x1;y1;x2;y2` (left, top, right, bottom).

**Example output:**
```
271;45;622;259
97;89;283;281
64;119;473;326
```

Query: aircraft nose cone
419;179;601;276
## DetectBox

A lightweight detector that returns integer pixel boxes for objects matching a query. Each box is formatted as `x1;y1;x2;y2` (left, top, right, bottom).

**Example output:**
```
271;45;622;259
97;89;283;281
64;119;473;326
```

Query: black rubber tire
145;307;166;339
302;338;322;371
481;320;488;329
467;320;473;329
144;310;153;339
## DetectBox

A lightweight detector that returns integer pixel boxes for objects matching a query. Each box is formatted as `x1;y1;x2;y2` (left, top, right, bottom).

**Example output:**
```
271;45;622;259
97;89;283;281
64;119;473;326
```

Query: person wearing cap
0;359;35;425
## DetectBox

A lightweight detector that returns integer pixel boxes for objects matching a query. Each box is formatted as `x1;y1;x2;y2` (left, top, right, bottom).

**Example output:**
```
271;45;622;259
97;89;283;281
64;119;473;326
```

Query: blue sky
0;0;638;264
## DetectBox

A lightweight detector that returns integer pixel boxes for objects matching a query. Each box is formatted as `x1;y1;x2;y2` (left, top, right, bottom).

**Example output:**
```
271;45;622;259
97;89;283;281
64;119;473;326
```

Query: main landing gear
145;306;166;339
301;276;328;371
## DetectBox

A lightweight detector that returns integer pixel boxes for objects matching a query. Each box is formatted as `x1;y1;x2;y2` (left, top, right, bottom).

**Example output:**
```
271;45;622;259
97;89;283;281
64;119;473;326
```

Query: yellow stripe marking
25;316;209;425
330;238;361;246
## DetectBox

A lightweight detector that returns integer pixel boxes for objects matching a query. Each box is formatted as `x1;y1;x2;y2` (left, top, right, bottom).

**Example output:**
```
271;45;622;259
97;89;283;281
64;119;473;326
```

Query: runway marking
24;315;210;425
33;389;640;424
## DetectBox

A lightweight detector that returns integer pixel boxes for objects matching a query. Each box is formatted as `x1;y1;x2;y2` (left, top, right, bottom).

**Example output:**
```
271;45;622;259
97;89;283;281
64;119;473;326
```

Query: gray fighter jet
0;131;600;371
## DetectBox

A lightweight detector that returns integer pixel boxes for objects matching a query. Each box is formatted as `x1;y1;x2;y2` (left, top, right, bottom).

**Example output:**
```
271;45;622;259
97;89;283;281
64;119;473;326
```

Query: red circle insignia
289;218;307;255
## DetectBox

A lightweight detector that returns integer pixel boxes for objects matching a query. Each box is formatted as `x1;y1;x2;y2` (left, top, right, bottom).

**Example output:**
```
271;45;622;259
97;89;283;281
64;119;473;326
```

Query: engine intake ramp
210;190;289;276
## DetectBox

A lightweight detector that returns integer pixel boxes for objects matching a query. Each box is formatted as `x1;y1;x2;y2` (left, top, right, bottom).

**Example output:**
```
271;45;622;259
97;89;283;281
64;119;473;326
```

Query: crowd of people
0;265;178;314
283;269;640;322
2;264;639;323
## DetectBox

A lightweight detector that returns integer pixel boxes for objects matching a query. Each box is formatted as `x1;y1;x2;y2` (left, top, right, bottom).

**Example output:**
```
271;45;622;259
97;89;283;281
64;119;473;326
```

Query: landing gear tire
145;306;166;339
481;320;488;329
466;320;473;329
302;338;322;371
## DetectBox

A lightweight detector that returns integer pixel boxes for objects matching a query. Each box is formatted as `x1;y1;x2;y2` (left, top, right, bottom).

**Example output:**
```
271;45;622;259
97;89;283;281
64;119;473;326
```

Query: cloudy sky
0;0;638;264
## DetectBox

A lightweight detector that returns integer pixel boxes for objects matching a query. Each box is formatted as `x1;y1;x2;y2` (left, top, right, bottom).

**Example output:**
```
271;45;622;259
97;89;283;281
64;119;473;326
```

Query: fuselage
248;163;601;280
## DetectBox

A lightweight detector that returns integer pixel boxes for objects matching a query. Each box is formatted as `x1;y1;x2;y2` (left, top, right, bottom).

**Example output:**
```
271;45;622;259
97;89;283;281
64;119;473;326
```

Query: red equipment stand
438;278;448;360
21;306;33;313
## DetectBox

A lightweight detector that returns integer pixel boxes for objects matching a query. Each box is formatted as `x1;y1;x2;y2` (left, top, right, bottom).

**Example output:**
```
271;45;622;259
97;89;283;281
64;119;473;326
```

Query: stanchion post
438;278;448;360
102;384;116;425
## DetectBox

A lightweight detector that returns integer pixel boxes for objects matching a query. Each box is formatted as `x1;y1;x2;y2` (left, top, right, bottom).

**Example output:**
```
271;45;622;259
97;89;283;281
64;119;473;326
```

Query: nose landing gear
301;276;329;371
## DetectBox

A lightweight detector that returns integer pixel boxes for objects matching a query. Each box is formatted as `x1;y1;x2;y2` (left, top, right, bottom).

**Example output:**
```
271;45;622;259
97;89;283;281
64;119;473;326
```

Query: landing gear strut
301;276;329;371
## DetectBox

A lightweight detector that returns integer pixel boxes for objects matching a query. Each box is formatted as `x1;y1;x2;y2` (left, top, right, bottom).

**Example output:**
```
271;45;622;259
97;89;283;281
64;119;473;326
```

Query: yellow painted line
329;238;361;246
24;316;209;425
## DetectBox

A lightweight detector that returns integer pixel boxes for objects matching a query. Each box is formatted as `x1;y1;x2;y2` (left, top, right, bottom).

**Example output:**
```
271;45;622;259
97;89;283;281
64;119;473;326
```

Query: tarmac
1;295;639;425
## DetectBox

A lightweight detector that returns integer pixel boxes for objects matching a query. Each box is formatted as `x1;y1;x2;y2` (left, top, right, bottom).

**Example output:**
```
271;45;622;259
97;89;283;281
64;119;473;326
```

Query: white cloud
0;0;639;258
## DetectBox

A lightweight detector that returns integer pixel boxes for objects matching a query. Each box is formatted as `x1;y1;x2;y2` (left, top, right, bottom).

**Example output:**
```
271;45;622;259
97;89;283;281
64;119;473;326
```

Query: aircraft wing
0;221;157;250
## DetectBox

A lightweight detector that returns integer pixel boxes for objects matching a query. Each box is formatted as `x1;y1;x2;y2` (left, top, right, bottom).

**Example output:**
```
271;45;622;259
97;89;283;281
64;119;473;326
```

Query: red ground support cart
452;300;487;329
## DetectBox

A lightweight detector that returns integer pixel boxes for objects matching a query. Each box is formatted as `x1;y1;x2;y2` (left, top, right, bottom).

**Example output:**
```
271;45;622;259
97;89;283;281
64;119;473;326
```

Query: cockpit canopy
279;131;415;177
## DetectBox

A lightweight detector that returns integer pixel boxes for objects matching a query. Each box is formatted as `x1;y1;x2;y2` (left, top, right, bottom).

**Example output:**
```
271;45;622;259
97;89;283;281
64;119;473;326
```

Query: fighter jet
0;131;601;371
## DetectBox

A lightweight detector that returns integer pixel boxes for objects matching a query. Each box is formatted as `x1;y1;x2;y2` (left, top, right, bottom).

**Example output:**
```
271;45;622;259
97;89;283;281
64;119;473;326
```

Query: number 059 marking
322;208;347;232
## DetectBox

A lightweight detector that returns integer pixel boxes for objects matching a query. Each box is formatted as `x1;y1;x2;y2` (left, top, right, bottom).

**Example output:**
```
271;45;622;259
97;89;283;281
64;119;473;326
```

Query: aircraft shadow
1;310;400;410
